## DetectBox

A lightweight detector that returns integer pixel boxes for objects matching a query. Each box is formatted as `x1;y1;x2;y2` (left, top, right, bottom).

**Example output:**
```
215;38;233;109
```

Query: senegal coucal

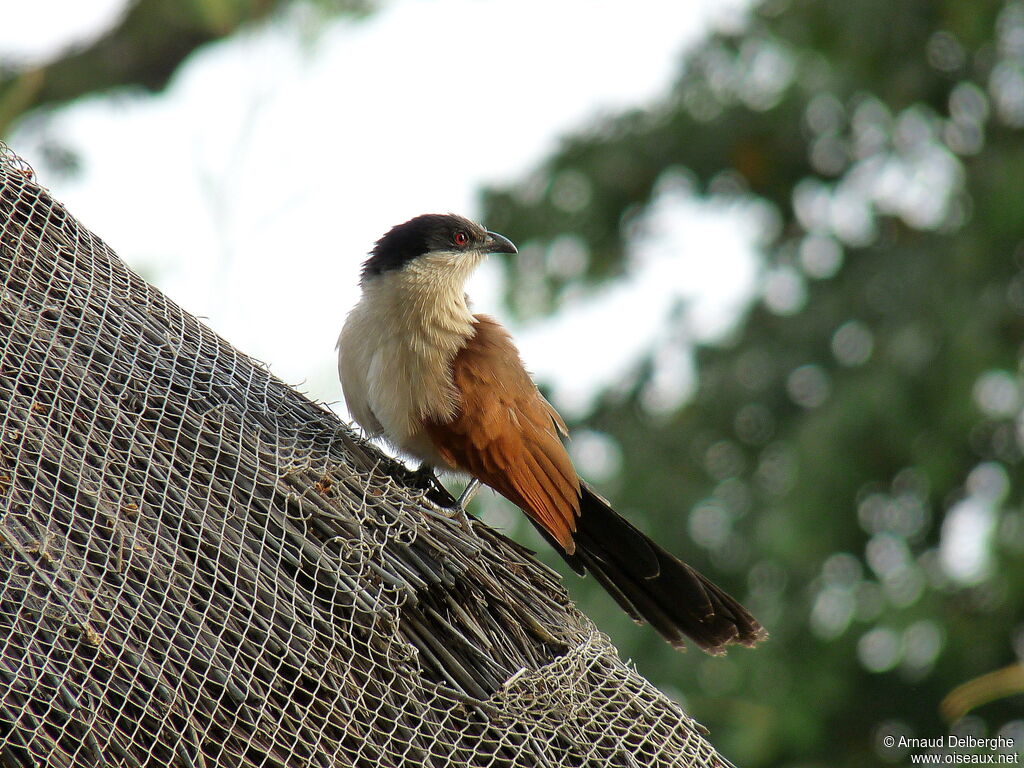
337;213;766;654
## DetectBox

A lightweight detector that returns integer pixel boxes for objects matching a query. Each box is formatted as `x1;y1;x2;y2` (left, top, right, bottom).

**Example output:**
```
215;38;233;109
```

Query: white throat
338;249;485;465
379;249;481;343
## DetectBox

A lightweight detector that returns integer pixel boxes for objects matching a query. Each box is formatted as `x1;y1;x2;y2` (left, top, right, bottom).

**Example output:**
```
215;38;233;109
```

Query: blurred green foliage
5;0;1024;764
482;1;1024;765
0;0;374;137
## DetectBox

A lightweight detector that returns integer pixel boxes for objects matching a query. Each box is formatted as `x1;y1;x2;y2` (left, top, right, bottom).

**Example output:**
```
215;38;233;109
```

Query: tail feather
550;483;767;654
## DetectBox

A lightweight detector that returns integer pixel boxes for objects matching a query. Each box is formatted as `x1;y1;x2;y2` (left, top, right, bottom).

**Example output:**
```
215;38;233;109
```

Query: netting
0;145;730;768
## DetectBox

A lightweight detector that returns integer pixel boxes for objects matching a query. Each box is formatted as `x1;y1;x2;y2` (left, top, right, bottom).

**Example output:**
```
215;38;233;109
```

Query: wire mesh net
0;145;730;768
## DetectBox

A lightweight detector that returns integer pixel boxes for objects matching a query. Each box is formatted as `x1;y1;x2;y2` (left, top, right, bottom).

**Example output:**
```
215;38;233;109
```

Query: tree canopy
4;1;1024;765
481;1;1024;764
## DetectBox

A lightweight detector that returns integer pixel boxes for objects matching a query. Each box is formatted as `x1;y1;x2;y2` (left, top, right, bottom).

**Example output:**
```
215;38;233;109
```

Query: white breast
337;250;483;467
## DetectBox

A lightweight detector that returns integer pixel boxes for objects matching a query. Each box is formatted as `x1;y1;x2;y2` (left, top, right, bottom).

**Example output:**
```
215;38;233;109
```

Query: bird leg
412;464;479;536
457;478;481;509
444;479;480;535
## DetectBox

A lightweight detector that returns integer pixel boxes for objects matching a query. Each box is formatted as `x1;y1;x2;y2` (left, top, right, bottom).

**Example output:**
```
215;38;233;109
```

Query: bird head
361;213;517;285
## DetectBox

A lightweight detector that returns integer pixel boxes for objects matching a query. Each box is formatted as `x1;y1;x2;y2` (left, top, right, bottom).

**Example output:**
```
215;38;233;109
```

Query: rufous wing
422;315;581;552
422;317;767;654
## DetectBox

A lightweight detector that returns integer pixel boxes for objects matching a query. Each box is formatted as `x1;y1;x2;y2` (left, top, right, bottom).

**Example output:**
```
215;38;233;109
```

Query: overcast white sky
3;0;1002;610
2;0;761;419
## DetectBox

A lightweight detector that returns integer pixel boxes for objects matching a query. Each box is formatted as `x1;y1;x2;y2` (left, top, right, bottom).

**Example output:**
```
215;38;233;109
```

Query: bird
337;213;766;654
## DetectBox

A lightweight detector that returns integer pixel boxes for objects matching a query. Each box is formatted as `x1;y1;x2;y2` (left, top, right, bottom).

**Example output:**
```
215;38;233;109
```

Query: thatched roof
0;146;729;768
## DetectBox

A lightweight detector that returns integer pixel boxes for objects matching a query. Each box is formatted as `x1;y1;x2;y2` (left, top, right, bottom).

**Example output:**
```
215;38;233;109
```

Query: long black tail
538;483;767;654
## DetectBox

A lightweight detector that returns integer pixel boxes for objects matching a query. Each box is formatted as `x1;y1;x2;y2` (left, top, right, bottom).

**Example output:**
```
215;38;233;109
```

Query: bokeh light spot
858;626;902;672
787;364;830;408
832;320;874;367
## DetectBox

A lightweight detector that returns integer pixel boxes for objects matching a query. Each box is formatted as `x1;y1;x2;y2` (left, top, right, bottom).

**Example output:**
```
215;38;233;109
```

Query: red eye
453;231;468;246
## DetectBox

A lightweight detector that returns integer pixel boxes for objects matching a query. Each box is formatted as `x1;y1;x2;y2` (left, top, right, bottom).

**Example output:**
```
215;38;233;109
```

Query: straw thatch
0;145;729;768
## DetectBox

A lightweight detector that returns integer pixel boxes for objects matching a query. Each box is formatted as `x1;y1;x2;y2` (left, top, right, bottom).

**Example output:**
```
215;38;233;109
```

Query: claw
415;470;480;537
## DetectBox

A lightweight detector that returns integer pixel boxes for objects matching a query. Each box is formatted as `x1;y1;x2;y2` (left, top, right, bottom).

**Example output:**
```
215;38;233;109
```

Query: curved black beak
483;230;518;255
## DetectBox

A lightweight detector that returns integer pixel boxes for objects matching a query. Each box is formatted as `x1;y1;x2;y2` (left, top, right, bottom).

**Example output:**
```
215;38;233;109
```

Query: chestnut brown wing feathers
423;315;766;653
423;316;581;552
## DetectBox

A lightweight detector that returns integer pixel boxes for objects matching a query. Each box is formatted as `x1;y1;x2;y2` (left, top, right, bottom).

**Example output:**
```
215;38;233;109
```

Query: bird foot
446;503;477;537
447;479;481;535
417;474;480;537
